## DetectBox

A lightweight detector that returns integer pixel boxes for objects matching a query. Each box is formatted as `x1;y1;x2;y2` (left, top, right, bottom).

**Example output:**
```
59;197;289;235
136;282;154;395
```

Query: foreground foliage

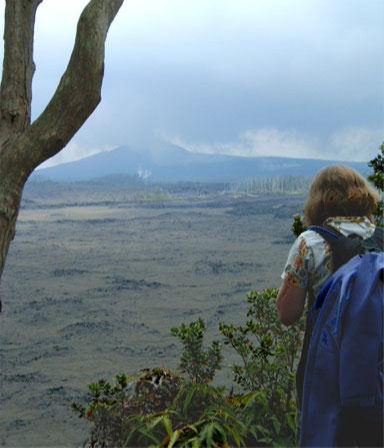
368;142;384;227
72;289;304;447
220;288;304;444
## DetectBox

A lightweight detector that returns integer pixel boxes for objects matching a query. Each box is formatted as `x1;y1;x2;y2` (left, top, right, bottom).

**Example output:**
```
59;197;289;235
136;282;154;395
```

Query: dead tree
0;0;125;301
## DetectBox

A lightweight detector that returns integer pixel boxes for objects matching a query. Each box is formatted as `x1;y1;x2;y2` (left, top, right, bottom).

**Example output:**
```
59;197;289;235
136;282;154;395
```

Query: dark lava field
0;181;304;446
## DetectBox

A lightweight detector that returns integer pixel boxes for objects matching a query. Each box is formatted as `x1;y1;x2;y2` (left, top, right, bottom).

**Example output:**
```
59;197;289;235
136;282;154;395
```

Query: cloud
36;125;382;169
239;130;319;159
163;126;382;162
1;0;383;164
329;128;383;162
163;129;319;159
37;142;117;169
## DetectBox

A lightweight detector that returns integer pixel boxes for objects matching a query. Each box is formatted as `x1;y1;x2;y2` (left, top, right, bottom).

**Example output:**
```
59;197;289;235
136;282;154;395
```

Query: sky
0;0;383;167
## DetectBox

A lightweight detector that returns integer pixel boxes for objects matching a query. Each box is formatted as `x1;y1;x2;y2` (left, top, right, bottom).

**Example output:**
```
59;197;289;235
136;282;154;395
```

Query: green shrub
291;214;305;237
73;291;304;447
368;142;384;227
220;288;305;446
72;321;247;447
171;318;222;384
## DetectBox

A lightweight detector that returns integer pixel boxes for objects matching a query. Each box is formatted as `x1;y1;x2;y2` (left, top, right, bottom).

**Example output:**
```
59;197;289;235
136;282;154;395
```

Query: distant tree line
230;175;312;195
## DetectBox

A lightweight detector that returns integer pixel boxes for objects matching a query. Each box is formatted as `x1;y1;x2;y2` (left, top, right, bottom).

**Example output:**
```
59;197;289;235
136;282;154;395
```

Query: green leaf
124;426;161;446
168;429;181;448
239;391;258;407
223;423;242;447
183;385;196;415
189;436;201;448
148;415;167;431
200;422;215;447
271;416;281;435
255;424;270;436
163;415;173;437
184;423;198;434
212;422;228;445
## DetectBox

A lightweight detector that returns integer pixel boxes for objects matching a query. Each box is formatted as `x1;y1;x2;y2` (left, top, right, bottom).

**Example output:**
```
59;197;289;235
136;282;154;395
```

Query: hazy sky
0;0;383;166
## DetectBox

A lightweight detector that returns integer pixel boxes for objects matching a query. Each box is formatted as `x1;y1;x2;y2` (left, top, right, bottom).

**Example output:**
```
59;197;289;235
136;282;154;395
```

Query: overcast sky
0;0;383;166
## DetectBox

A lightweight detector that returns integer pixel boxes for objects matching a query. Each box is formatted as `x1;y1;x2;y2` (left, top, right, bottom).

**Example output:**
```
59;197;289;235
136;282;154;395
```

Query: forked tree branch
7;0;124;181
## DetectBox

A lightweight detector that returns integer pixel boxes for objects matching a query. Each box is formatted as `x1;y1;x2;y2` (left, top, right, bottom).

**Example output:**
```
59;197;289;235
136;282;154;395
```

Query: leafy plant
73;306;304;447
368;142;384;226
72;368;182;447
292;214;305;237
72;321;248;447
220;288;305;446
72;373;133;447
171;318;222;384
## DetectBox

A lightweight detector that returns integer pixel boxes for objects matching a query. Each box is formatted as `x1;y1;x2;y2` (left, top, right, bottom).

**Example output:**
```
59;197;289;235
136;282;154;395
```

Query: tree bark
0;0;125;302
0;0;42;139
0;175;22;311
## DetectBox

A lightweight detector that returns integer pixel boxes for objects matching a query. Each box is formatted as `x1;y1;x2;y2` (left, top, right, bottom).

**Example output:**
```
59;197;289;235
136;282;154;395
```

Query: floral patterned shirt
281;216;376;305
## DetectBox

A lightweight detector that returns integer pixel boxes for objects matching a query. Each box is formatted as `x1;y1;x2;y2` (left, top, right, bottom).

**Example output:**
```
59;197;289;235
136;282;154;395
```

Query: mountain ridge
35;144;370;182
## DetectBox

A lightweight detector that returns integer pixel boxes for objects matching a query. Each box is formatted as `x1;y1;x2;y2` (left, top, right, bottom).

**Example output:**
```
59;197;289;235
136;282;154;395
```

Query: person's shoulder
325;216;375;238
297;229;324;244
290;230;324;256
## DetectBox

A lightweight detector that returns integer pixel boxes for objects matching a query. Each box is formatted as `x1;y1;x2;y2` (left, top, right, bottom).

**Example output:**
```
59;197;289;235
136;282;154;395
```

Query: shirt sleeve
281;234;314;289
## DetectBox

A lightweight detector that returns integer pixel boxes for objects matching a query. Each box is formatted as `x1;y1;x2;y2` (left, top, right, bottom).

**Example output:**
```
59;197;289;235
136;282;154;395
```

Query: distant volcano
35;144;369;182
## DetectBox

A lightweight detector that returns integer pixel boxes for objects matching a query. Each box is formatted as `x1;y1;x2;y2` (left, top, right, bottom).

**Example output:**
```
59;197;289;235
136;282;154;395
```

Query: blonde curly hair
304;165;379;226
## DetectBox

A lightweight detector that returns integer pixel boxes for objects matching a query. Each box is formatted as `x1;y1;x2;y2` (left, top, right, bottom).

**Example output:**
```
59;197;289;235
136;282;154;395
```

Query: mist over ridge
35;144;369;183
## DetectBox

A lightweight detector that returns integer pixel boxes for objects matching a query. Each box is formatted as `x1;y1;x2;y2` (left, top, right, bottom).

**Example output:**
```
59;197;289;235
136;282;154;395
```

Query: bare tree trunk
0;174;22;310
0;0;125;306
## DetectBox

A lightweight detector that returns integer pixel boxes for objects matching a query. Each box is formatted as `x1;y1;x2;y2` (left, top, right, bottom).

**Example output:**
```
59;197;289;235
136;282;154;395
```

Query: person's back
299;229;383;447
283;216;377;406
276;165;383;446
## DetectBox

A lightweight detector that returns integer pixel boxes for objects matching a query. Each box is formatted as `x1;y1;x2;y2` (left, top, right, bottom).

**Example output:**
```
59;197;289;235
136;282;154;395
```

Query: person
276;165;380;409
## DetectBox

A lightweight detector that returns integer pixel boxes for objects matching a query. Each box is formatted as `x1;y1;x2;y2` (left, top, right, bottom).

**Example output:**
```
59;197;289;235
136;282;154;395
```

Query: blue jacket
299;252;384;447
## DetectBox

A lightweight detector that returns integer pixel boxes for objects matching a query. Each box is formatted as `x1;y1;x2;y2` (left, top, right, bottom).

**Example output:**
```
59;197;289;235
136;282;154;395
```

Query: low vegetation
72;289;305;447
368;142;384;227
